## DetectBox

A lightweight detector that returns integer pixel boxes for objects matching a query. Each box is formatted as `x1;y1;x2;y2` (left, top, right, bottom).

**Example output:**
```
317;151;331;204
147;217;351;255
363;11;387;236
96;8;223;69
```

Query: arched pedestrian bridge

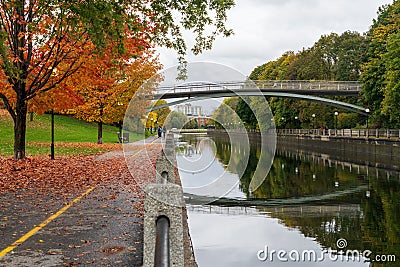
150;80;368;115
155;80;361;99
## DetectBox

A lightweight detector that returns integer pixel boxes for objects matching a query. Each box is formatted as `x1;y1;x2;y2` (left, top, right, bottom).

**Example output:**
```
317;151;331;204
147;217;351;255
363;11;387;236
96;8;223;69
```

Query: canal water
176;134;400;267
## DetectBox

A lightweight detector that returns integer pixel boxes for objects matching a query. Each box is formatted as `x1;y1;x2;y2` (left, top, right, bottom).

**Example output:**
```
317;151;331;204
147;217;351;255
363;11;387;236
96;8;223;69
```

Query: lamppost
334;111;338;129
365;108;370;138
281;117;285;129
117;102;123;133
150;118;154;134
51;109;55;160
294;116;299;129
312;113;316;129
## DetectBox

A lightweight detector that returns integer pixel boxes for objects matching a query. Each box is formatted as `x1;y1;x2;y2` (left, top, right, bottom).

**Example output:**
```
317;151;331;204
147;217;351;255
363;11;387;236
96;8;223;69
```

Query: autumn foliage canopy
0;0;234;158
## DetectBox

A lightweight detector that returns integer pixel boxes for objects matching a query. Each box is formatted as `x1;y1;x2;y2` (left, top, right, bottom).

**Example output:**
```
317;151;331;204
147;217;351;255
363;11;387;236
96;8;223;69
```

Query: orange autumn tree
0;0;234;159
28;78;84;115
66;40;161;144
0;1;149;158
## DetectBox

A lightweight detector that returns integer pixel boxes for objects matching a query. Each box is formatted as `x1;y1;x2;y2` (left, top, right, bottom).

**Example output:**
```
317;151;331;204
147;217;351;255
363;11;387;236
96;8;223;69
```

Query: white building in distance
176;103;204;116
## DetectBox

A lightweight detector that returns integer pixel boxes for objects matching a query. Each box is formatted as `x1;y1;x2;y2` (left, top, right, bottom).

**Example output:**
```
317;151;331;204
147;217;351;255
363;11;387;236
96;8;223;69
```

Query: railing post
144;184;184;267
155;216;170;267
156;151;175;184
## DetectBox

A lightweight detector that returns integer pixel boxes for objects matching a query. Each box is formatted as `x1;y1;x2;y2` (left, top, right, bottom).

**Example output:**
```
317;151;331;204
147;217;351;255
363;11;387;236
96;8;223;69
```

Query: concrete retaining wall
143;133;197;267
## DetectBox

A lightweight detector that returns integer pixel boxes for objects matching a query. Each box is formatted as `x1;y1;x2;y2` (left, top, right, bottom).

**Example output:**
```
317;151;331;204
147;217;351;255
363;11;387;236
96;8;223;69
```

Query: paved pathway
0;138;162;267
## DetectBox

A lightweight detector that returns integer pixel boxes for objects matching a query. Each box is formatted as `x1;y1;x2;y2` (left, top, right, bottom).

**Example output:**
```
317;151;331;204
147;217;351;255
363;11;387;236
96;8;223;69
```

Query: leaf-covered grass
0;110;143;156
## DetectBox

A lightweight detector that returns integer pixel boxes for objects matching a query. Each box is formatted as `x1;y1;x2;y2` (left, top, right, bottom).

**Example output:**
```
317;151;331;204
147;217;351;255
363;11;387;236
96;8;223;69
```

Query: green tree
235;97;257;129
164;111;187;129
246;31;367;129
248;63;267;80
212;97;239;129
360;1;400;127
255;51;297;80
151;100;171;127
334;31;368;81
381;33;400;127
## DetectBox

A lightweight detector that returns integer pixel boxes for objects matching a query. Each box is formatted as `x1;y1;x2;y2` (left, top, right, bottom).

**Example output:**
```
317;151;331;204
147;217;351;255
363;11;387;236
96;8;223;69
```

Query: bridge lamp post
365;108;370;129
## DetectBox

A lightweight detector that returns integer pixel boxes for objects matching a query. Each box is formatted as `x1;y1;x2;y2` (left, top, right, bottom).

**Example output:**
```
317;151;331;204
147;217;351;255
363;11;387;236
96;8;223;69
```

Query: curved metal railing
156;80;362;94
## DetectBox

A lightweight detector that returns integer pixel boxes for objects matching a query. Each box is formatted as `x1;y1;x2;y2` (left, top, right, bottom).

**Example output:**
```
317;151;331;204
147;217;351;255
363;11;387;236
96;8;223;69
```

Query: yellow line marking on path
128;137;160;158
0;186;95;259
0;137;160;259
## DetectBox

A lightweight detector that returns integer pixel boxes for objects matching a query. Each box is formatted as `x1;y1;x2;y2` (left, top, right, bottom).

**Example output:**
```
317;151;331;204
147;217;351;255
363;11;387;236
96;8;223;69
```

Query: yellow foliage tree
66;41;161;143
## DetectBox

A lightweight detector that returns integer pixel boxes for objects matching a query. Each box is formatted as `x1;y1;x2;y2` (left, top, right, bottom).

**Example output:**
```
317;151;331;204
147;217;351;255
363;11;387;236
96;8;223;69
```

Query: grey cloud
157;0;392;75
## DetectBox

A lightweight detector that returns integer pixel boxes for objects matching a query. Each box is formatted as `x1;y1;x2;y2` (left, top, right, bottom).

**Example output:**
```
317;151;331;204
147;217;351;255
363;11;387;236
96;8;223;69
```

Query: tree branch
0;92;16;122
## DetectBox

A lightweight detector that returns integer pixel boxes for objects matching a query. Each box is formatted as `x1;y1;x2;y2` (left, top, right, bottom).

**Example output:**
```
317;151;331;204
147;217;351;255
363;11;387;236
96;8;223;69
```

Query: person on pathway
157;126;162;138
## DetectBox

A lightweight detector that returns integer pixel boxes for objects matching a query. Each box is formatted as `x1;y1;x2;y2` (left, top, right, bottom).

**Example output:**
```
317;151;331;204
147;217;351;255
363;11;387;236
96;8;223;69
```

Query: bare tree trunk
14;99;28;159
97;121;103;144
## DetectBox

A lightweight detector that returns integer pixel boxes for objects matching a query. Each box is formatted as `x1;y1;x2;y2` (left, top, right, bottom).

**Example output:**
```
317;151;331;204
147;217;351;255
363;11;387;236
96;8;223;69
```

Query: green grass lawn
0;111;143;156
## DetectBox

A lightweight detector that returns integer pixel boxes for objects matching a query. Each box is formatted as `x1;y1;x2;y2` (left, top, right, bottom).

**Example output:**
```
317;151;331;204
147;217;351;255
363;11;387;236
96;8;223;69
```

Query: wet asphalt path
0;137;162;267
0;181;144;267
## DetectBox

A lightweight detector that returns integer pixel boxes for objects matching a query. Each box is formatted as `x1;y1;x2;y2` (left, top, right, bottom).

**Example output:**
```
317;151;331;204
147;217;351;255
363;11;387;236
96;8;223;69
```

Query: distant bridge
150;80;368;115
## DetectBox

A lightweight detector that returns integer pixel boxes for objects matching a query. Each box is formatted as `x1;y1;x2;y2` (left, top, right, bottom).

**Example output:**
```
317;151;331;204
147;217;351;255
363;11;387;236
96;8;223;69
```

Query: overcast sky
157;0;393;77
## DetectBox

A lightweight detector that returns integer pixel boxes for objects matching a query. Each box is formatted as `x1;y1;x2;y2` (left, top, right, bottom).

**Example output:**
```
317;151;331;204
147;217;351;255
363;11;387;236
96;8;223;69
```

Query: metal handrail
161;171;168;185
156;80;362;93
155;216;170;267
275;128;400;139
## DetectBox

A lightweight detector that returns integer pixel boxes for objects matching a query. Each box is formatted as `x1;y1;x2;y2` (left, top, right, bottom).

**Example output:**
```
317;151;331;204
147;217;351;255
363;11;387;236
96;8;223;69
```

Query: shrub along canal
175;133;399;267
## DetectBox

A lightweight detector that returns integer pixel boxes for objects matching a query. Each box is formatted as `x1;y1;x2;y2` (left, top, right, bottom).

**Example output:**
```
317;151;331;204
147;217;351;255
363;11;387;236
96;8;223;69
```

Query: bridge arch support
149;91;369;116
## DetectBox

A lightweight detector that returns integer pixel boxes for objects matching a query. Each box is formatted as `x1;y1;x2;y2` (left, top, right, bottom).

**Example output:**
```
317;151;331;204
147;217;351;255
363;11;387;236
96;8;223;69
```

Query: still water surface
176;134;400;267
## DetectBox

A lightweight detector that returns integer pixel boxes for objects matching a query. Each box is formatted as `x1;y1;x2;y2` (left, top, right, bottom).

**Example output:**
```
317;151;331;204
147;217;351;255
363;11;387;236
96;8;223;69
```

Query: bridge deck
154;80;361;99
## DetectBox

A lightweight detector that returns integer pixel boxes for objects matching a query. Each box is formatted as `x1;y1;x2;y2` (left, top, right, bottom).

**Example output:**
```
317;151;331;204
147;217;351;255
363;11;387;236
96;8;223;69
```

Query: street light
334;111;338;129
51;109;55;160
365;108;370;129
294;116;299;129
312;113;316;129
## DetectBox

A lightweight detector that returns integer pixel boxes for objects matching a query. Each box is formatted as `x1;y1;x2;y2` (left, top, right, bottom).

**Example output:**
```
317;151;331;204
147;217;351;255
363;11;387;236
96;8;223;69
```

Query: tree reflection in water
182;134;400;265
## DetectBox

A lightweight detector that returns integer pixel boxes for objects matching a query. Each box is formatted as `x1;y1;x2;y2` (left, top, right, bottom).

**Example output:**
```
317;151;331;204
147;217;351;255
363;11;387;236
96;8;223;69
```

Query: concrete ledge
156;150;176;183
143;184;184;267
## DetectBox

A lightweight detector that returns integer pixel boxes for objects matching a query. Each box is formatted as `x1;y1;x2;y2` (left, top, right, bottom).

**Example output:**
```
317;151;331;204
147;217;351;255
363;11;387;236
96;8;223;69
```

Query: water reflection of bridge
277;148;400;179
187;204;361;218
184;183;367;207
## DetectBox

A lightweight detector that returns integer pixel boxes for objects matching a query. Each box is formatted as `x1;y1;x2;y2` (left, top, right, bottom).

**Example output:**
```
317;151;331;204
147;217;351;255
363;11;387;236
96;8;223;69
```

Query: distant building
176;103;203;116
175;104;210;128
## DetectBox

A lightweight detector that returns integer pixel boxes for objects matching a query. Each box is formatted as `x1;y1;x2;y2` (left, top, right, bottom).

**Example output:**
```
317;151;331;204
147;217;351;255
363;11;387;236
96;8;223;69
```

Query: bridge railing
276;129;400;139
253;80;361;91
156;80;361;94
